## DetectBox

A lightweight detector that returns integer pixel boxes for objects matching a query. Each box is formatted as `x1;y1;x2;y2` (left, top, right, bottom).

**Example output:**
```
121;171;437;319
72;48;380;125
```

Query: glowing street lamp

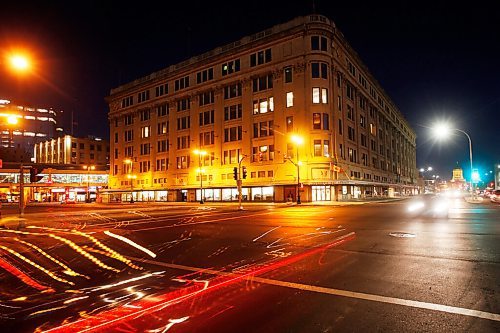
290;134;304;204
431;122;474;198
7;115;19;125
193;149;207;204
9;55;30;71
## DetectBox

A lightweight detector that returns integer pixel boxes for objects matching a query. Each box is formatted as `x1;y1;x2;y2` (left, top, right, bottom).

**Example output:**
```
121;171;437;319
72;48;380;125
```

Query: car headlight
407;201;425;212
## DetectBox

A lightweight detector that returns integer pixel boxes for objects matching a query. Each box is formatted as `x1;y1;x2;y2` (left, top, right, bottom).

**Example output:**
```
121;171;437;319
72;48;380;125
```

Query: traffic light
233;167;238;180
242;166;247;179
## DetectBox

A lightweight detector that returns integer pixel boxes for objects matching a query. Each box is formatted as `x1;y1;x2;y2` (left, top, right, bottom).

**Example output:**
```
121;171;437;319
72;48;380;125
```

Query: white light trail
104;230;157;258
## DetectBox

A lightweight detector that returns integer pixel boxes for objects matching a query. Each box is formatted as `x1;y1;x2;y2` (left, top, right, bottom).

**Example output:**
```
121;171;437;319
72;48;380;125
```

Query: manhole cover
389;232;416;238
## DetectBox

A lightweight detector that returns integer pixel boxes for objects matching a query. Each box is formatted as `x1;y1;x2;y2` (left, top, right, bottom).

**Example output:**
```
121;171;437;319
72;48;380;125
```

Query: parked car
490;190;500;203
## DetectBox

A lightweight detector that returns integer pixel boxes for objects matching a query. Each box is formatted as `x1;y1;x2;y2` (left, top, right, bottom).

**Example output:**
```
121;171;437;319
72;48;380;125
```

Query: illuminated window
313;113;321;129
312;88;320;104
322;88;328;103
253;97;274;114
286;92;294;107
141;126;150;138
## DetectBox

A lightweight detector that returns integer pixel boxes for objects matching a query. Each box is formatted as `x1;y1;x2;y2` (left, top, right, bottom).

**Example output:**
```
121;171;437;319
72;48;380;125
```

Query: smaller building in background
0;98;65;162
34;135;109;166
449;166;467;190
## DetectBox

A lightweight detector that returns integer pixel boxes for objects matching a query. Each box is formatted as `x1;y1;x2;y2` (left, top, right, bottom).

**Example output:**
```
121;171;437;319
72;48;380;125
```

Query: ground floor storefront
102;182;418;203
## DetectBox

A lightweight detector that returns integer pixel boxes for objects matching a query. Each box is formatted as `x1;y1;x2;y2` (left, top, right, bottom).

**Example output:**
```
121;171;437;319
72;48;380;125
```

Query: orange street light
9;54;30;71
7;115;19;125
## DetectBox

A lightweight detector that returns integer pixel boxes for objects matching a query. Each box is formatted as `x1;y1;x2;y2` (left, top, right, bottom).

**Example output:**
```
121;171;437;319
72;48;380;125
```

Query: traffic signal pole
237;155;246;211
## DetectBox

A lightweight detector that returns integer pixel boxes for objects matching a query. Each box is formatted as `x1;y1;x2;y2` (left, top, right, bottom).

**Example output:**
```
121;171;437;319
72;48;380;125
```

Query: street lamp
1;114;20;148
193;149;207;204
124;158;135;203
82;165;95;203
290;134;304;204
8;54;31;72
431;122;474;198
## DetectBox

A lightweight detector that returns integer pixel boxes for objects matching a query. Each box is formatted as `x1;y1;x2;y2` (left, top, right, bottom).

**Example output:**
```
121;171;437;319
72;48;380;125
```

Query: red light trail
43;232;355;332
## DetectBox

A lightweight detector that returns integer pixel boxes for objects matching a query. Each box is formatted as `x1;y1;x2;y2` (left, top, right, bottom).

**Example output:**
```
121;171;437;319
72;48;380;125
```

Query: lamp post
193;149;207;204
83;165;95;203
2;53;30;218
432;123;474;199
291;134;304;204
124;158;135;203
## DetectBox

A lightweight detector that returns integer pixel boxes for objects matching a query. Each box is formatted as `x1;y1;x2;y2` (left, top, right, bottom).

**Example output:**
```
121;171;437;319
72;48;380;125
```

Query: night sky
1;1;499;182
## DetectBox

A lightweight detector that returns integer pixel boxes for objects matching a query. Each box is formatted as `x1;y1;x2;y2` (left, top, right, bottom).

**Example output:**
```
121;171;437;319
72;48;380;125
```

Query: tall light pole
193;149;207;204
291;134;304;204
2;53;30;218
432;123;474;198
124;158;135;203
83;165;95;203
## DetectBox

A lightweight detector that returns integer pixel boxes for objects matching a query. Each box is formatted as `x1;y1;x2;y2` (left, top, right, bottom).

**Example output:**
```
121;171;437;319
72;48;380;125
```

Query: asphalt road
0;196;499;332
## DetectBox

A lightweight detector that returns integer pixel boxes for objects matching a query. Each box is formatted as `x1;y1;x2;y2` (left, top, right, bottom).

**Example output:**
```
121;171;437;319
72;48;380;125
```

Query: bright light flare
9;54;30;71
7;115;19;125
193;149;206;156
433;199;450;214
432;122;452;140
407;201;425;212
290;134;304;145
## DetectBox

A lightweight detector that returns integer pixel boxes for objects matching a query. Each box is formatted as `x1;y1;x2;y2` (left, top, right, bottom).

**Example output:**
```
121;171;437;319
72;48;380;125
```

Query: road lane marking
251;278;500;322
134;258;500;323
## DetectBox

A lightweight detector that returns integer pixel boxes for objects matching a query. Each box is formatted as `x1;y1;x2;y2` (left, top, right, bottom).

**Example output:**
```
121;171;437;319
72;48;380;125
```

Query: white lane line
250;277;500;322
133;258;500;323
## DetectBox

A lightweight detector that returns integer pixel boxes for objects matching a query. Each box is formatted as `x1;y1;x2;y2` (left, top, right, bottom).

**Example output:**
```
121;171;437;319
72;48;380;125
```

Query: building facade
106;14;417;203
34;135;110;166
0;98;64;162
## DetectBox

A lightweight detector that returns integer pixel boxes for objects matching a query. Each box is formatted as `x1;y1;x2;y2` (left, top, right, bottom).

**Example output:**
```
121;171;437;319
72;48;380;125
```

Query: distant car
490;190;500;203
406;196;450;217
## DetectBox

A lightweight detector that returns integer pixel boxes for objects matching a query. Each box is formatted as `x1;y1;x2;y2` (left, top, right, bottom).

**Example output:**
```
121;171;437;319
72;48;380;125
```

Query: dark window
284;67;293;83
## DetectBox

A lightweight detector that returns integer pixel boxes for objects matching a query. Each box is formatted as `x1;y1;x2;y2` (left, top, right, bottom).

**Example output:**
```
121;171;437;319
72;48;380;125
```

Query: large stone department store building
106;14;417;203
